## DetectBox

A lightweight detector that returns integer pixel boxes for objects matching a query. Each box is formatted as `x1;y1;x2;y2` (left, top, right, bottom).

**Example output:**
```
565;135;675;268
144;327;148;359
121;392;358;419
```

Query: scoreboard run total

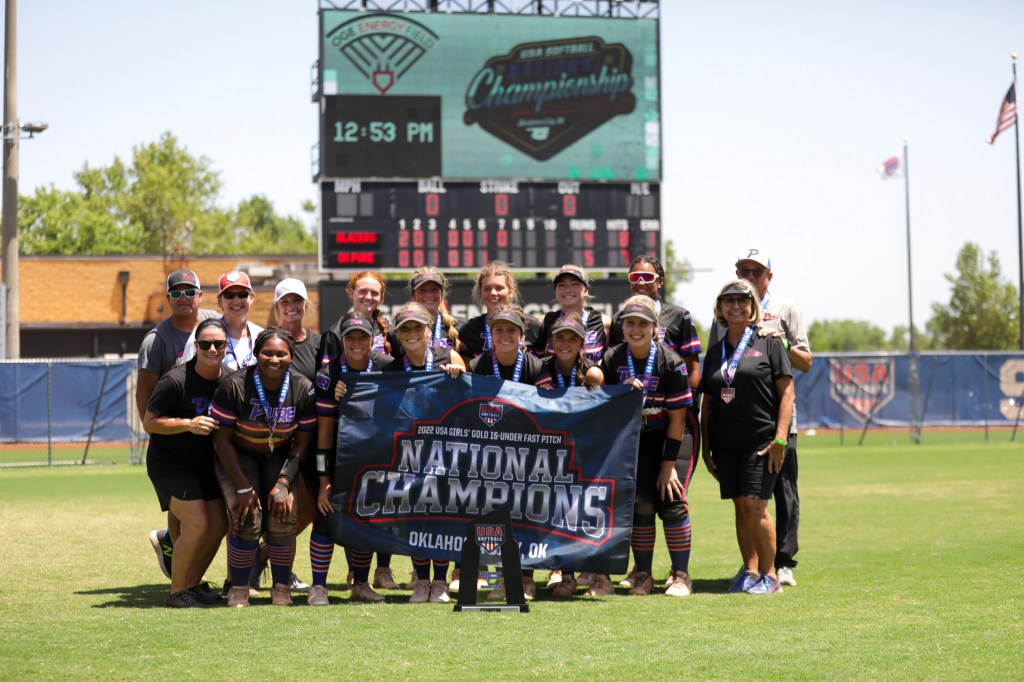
320;180;660;272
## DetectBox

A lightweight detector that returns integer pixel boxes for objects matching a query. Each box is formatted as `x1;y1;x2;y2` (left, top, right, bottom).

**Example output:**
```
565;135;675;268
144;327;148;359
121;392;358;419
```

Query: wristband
236;486;254;495
773;437;787;447
661;437;683;462
278;457;301;485
315;448;332;475
783;338;790;351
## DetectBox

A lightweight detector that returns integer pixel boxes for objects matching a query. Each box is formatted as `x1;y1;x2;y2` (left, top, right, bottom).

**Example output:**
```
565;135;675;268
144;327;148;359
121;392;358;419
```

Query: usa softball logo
479;403;504;427
326;13;439;94
476;525;505;556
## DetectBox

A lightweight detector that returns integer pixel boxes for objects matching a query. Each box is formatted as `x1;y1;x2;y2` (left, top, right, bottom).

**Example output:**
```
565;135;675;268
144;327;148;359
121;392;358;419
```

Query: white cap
274;278;308;303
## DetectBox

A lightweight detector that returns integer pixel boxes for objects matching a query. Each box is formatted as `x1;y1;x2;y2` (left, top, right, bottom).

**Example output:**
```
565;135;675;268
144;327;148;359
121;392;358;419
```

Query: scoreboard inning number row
320;181;661;272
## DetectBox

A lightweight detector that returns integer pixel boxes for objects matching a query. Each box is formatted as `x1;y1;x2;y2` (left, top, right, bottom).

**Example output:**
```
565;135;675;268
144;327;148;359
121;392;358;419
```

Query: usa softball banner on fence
329;372;642;573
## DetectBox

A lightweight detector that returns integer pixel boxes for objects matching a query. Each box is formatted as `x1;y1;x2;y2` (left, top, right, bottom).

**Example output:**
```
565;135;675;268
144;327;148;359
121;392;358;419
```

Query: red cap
218;271;252;294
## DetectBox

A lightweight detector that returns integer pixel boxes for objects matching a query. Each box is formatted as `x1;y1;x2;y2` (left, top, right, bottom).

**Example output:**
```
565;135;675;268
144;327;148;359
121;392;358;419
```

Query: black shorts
147;454;223;512
712;441;779;501
633;431;694;522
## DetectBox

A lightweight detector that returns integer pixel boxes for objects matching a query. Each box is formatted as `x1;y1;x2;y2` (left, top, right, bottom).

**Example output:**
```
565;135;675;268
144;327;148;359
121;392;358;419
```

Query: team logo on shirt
479;402;504;427
476;525;505;556
315;372;331;391
829;358;895;421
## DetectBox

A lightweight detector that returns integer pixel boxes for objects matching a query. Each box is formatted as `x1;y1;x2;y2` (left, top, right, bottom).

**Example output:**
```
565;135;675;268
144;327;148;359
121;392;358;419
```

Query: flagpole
903;138;920;442
1011;54;1023;350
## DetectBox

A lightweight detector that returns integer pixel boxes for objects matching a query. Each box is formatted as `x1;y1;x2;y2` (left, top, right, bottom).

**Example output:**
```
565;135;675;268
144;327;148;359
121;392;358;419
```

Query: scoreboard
320;180;660;272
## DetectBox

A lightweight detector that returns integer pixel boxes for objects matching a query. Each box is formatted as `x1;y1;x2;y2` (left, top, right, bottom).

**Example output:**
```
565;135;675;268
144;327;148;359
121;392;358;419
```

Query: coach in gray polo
708;248;811;587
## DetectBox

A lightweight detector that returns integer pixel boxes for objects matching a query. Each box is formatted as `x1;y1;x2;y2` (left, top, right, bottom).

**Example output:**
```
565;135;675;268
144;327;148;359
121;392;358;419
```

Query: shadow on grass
76;583;173;609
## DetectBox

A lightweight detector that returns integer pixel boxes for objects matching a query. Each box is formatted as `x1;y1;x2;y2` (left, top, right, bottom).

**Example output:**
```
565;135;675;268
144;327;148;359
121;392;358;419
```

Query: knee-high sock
265;536;296;587
664;518;692;573
309;532;334;587
350;550;373;583
227;535;258;588
631;525;656;573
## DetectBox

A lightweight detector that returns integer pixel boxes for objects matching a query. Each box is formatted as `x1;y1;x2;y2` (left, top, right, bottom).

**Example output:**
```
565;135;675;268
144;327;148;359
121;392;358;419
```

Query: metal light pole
2;0;19;358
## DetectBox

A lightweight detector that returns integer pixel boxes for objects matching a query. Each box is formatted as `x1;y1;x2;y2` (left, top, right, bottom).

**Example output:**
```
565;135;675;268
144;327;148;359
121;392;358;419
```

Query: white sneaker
664;570;693;597
777;567;797;586
619;566;641;588
428;579;451;603
546;570;563;588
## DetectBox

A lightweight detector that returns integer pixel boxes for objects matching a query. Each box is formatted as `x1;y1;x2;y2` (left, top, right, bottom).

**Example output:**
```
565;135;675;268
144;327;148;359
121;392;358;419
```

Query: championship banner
329;373;642;574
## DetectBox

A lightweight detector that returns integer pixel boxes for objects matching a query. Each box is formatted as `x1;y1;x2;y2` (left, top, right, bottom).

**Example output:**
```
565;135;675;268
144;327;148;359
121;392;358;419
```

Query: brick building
10;255;322;358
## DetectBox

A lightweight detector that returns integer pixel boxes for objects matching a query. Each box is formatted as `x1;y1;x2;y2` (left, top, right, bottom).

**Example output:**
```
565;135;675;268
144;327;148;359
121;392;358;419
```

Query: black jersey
539;354;597;389
311;337;391;417
609;301;702;358
289;329;322;383
600;342;692;432
700;332;792;451
382;346;453;372
469;350;553;389
211;367;316;455
534;307;607;362
145;359;221;468
459;313;542;361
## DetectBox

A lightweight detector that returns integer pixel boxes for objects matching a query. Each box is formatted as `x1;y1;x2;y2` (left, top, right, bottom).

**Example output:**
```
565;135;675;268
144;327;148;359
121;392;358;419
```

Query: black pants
773;434;800;569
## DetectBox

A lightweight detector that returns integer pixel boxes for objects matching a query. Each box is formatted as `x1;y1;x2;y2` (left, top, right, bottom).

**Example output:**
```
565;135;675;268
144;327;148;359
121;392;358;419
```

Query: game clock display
319;95;442;178
320;180;661;272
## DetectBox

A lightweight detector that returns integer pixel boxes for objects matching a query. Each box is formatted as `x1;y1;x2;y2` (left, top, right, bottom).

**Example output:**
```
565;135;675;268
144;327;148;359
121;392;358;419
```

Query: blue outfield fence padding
0;360;134;443
794;352;1024;428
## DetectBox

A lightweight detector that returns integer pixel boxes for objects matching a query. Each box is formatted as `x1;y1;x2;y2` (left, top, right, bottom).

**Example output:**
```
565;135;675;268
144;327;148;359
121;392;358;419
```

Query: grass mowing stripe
0;434;1020;679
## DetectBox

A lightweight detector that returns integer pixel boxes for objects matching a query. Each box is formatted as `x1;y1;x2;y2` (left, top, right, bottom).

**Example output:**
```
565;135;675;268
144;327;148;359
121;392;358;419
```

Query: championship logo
829;358;896;421
476;525;505;557
479;402;504;427
325;13;439;94
464;36;636;160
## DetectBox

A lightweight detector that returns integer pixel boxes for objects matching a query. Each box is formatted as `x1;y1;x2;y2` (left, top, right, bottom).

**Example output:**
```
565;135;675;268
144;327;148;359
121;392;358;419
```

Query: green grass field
1;433;1021;680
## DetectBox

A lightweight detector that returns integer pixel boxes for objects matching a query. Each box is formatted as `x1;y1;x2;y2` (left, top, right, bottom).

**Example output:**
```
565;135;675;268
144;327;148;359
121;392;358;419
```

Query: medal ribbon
483;315;493;351
760;291;772;314
403;350;433;372
721;325;756;386
432;313;444;345
554;364;577;389
253;366;289;453
222;320;254;368
493;349;524;382
626;341;657;392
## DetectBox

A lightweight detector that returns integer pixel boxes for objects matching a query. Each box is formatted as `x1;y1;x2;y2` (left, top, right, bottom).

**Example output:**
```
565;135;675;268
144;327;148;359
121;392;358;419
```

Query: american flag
875;153;902;180
987;83;1017;145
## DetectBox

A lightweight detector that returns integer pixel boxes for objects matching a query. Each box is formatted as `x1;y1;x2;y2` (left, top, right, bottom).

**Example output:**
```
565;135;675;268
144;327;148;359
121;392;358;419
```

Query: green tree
926;242;1019;350
662;239;694;303
19;132;314;256
808;319;891;351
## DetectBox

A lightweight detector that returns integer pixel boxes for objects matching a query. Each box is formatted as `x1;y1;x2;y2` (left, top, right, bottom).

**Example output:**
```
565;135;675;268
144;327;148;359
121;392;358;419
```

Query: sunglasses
220;290;251;300
737;267;767;278
628;272;659;285
196;339;227;351
719;295;751;306
168;289;199;299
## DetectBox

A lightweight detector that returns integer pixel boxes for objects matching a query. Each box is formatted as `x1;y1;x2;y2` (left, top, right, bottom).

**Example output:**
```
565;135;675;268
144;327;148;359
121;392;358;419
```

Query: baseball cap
550;315;586;339
394;308;432;328
410;272;445;291
218;270;252;294
718;281;756;299
166;269;200;291
274;278;308;303
620;302;657;324
735;248;772;271
488;309;525;331
340;316;374;338
553;265;590;288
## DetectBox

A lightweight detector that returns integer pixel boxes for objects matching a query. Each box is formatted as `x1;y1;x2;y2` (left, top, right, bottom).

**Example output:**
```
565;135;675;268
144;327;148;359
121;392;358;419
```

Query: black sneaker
165;589;208;608
148;529;173;580
193;581;223;605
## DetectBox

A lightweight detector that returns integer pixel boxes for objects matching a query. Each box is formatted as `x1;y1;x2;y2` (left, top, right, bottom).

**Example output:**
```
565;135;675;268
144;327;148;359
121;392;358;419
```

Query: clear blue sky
6;0;1024;332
